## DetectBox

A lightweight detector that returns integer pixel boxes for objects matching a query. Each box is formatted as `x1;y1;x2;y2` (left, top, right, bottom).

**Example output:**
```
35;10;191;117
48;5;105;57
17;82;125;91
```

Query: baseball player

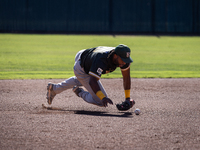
46;44;135;111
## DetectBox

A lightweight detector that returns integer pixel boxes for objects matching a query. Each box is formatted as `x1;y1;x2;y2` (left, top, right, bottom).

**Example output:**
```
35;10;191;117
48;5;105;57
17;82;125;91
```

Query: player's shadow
41;105;132;118
74;110;133;118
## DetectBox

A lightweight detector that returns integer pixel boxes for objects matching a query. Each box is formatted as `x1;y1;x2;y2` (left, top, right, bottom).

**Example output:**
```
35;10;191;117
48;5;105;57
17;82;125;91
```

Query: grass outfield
0;34;200;79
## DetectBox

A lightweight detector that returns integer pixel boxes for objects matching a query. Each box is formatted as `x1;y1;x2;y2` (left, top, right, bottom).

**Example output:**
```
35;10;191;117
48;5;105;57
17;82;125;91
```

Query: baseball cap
114;44;133;63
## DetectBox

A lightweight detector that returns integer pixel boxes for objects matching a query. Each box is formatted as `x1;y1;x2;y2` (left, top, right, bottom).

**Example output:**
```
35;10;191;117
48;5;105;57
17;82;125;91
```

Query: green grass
0;34;200;79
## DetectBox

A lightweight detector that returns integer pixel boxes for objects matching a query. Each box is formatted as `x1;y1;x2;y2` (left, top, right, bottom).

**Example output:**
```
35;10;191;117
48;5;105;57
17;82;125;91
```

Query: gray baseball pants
52;50;107;106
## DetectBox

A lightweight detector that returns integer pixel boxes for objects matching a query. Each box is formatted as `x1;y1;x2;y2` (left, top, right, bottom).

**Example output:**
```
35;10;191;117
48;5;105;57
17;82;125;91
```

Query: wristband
96;90;106;100
124;89;130;98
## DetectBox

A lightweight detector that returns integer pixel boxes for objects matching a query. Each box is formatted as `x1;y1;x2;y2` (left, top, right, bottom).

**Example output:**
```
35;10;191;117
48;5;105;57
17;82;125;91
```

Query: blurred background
0;0;200;35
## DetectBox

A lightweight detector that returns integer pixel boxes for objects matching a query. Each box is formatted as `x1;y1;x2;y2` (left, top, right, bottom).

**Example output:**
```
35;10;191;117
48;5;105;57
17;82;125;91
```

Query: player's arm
116;64;135;111
121;64;131;99
89;75;113;107
89;75;101;94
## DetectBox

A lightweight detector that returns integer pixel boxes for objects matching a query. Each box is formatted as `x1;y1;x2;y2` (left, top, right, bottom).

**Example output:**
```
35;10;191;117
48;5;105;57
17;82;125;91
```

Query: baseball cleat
46;83;56;105
73;86;84;97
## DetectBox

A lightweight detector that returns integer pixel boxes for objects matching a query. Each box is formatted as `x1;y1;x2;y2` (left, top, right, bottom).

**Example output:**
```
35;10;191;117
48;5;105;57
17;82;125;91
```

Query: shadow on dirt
41;104;133;118
74;110;133;118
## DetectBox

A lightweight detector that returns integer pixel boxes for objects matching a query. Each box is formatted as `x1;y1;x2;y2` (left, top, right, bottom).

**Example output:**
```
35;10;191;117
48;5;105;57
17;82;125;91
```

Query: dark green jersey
80;46;130;79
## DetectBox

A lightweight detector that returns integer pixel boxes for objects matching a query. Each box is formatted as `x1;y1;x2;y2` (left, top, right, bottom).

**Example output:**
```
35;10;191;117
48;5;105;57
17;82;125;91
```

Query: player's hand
102;97;113;107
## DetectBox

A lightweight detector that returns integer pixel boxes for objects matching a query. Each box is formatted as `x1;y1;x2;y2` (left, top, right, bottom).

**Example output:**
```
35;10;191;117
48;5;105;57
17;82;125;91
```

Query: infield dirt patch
0;79;200;150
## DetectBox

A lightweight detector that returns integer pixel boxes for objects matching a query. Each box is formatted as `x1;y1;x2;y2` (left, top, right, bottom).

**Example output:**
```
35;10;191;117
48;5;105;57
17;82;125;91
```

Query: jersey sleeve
89;59;107;80
120;63;130;71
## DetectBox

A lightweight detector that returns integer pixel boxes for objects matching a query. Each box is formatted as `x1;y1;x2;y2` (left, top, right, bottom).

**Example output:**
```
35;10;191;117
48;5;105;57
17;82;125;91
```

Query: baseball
134;108;141;115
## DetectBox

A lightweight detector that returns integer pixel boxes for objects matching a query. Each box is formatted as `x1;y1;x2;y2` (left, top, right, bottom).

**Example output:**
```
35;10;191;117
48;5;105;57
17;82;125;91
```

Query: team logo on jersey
97;68;103;75
126;52;130;58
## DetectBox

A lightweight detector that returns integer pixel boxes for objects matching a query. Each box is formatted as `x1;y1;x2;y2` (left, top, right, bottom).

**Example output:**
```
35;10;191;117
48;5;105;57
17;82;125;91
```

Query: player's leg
53;76;82;94
53;49;85;94
46;49;85;105
47;76;82;104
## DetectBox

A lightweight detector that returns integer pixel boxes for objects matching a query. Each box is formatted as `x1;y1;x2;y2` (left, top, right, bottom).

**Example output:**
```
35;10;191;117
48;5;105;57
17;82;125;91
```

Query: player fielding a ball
46;44;135;111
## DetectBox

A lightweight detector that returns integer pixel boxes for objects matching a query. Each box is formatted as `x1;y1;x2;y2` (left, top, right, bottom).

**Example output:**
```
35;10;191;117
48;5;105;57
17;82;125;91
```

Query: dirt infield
0;79;200;150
